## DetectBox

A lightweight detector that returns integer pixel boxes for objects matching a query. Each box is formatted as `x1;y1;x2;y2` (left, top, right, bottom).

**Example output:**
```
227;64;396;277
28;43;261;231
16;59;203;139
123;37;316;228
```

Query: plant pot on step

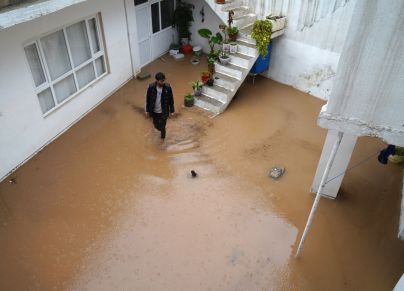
227;27;239;42
192;80;203;96
222;42;230;53
184;93;194;107
201;72;210;84
208;63;215;76
219;55;230;65
215;0;225;4
229;42;237;54
207;78;214;86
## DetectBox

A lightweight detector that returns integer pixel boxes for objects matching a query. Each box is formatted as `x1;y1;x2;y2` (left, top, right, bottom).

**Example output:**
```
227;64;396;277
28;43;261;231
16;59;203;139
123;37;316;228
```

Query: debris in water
269;166;285;180
191;170;198;178
8;178;17;184
137;71;151;80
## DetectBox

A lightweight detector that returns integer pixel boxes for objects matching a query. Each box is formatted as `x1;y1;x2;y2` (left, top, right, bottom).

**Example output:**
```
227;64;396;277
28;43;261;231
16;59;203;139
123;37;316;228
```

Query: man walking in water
145;72;175;139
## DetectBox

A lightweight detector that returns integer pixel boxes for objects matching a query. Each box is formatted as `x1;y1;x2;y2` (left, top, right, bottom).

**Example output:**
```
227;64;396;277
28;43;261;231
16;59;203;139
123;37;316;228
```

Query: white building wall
259;0;356;100
317;0;404;146
188;0;222;55
0;0;136;181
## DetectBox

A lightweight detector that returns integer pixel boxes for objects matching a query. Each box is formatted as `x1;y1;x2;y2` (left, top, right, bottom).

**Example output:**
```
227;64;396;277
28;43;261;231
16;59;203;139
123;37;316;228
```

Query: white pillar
393;274;404;291
123;0;141;76
311;129;357;199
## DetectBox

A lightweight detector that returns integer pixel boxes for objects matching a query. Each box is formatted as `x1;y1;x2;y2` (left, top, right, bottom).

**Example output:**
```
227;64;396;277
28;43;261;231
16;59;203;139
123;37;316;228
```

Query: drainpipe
123;0;135;77
295;131;344;258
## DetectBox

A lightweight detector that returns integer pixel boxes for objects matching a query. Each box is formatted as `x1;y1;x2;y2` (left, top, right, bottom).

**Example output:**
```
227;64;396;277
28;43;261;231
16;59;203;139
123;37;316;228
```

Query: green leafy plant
173;1;195;39
227;26;238;41
220;49;229;59
227;26;238;35
198;28;223;56
184;92;194;107
191;80;203;90
219;24;228;43
251;19;272;57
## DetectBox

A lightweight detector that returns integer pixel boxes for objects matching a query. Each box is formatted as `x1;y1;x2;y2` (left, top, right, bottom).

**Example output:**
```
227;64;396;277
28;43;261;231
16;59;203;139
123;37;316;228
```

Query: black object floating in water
191;170;198;178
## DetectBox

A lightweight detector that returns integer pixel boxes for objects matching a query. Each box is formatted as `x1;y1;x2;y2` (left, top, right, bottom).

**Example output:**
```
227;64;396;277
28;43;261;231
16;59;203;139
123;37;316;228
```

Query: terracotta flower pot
215;0;225;4
184;98;194;107
228;33;238;42
201;75;209;84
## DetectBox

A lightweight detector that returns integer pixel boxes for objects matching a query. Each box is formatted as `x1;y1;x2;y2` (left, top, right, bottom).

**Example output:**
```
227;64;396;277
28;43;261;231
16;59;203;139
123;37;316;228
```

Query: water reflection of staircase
194;0;286;114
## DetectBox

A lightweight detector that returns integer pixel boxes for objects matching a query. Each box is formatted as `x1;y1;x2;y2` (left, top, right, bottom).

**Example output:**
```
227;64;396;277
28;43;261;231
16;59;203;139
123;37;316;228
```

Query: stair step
202;84;233;103
213;72;239;91
236;41;258;58
215;62;245;80
223;5;250;17
194;94;224;114
228;52;254;69
220;0;244;11
233;13;257;29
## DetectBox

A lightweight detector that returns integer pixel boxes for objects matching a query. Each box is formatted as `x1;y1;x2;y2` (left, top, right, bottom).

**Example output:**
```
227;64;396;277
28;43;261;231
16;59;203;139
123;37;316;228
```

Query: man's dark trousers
152;112;167;139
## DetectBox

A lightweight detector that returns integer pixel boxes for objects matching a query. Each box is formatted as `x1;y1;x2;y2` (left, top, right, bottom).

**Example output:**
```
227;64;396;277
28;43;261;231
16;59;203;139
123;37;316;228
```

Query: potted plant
207;56;216;76
219;50;230;65
198;28;223;57
207;77;214;87
229;42;237;54
173;1;195;45
192;80;203;96
226;10;238;41
266;14;287;32
227;26;239;41
184;93;194;107
250;19;273;74
219;24;230;52
251;19;272;57
201;71;210;84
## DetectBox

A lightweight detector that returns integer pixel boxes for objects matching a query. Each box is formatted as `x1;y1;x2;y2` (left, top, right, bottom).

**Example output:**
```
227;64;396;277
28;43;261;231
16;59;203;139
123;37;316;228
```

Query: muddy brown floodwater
1;54;403;291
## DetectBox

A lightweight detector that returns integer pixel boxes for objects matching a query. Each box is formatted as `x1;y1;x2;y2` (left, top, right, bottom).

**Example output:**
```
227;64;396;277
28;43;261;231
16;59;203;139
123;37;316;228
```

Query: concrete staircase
194;0;286;114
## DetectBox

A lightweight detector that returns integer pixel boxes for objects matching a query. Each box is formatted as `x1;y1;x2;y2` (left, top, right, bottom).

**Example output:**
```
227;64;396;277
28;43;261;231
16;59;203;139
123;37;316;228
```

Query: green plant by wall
173;0;195;39
251;19;272;57
198;28;223;56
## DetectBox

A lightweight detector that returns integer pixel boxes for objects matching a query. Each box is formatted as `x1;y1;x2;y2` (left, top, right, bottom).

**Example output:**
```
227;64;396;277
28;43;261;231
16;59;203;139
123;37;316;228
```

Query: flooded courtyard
0;55;403;290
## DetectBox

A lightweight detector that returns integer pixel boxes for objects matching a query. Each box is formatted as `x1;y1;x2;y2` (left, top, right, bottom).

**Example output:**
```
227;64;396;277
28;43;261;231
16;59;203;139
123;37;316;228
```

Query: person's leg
160;116;168;139
152;113;161;131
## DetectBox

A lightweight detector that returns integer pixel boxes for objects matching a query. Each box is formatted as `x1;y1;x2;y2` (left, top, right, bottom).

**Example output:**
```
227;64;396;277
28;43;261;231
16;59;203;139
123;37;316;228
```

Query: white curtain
66;20;92;67
54;74;77;103
40;30;71;80
37;88;55;113
24;44;46;86
88;18;100;53
76;63;96;89
250;0;350;29
95;56;105;77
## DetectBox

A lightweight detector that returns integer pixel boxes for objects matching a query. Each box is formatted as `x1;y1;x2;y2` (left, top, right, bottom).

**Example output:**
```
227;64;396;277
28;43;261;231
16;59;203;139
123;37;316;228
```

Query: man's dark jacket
146;82;175;117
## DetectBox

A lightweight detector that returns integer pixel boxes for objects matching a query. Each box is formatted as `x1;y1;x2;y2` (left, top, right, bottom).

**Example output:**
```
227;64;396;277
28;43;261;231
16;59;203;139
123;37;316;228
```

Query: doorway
134;0;176;68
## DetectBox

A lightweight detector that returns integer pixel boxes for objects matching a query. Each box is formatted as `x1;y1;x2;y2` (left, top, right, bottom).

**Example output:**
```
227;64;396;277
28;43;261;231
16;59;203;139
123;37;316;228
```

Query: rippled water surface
1;55;403;290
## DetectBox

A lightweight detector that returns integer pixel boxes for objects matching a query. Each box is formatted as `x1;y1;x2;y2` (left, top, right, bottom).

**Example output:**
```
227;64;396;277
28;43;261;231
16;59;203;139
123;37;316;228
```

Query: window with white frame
24;14;107;115
151;0;175;34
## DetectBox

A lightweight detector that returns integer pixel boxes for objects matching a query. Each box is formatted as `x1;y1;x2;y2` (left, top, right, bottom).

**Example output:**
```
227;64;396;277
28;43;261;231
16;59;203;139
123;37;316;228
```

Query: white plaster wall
318;0;404;146
257;0;356;100
188;0;222;54
0;0;136;181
